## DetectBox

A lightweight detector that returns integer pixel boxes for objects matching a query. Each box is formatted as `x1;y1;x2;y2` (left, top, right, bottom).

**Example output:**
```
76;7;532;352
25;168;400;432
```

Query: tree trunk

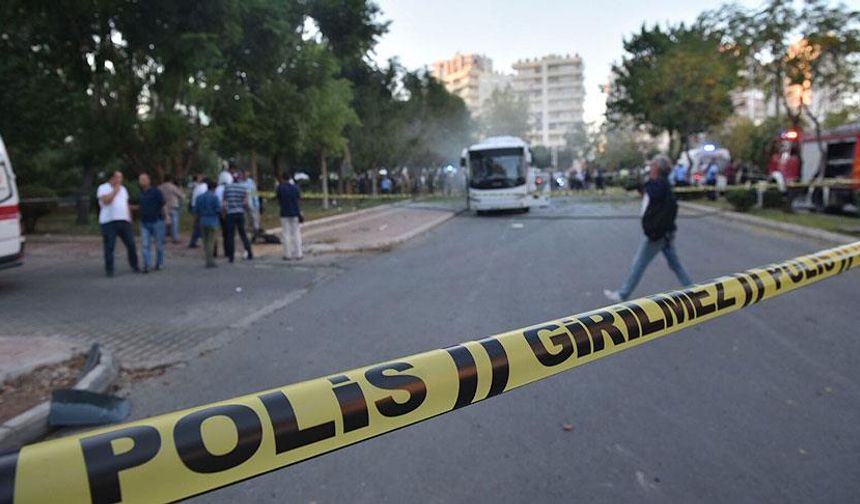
803;104;827;181
272;153;281;186
250;149;258;183
76;159;95;225
681;134;694;170
343;144;353;194
320;148;329;210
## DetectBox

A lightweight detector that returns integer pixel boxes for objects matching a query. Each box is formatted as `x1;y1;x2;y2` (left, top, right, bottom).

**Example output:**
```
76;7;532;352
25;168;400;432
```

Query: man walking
222;172;253;262
138;173;168;273
277;172;303;261
159;174;185;244
605;155;692;302
97;170;140;277
194;179;221;268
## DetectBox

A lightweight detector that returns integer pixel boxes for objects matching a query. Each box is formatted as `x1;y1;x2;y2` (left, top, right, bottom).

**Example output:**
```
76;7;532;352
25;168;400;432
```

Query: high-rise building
431;53;494;113
513;54;585;147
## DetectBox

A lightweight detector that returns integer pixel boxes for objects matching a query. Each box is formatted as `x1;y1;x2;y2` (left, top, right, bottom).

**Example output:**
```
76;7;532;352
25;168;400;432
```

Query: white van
0;135;24;270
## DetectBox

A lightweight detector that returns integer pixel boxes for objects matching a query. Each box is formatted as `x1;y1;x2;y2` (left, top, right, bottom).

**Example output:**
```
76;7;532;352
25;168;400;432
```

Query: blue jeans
168;207;180;242
225;213;252;262
618;235;692;300
101;220;139;275
140;220;166;269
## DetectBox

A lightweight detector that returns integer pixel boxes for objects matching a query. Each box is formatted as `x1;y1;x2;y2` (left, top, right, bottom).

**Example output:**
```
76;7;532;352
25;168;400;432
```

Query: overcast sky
372;0;760;123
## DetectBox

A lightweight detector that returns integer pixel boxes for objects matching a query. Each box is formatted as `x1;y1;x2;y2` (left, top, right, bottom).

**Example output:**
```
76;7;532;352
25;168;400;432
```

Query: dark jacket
276;181;302;218
139;187;165;223
641;176;677;240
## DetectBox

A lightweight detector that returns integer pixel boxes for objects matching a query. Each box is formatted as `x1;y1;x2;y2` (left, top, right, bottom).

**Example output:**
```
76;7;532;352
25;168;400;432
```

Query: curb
263;203;396;237
679;201;858;245
305;211;457;254
0;348;120;449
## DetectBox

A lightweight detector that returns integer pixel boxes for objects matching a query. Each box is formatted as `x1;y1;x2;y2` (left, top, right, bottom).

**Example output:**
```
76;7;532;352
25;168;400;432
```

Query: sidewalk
262;202;459;255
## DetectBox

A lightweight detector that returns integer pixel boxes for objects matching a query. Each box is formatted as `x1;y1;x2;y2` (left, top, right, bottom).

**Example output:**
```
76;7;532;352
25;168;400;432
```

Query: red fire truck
767;122;860;210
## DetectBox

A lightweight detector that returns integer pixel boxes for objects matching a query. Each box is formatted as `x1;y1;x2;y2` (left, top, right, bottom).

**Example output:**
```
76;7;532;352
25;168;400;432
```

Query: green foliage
18;185;58;233
726;189;756;212
0;0;474;220
707;0;860;129
564;122;596;161
480;85;530;140
607;23;742;157
595;125;646;173
761;188;786;209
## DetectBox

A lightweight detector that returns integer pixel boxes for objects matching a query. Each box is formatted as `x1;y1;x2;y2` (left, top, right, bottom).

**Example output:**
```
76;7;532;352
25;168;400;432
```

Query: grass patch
687;199;860;236
32;197;393;236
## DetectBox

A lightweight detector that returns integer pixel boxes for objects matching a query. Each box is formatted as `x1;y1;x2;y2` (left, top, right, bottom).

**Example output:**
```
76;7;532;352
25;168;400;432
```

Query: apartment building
431;53;494;113
513;54;585;147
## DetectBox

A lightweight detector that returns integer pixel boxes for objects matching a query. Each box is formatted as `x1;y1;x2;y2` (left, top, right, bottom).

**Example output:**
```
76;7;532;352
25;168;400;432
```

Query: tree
709;0;860;177
1;0;145;224
594;125;647;173
480;85;530;139
607;23;742;162
564;122;597;162
302;45;359;208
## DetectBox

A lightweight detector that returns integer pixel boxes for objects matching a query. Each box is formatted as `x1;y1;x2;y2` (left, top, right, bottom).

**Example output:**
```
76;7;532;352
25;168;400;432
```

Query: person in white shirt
97;170;140;277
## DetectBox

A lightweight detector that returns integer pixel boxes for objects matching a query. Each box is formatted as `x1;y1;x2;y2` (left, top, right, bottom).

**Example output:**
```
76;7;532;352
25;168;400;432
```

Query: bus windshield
469;148;525;189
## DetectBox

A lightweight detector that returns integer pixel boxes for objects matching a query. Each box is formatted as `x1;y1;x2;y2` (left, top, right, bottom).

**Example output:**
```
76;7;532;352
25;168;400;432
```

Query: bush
18;185;59;233
761;188;786;209
725;189;756;212
675;188;706;201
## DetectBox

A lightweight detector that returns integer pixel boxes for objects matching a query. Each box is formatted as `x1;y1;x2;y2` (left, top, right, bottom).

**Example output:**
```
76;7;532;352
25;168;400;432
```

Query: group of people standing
96;166;303;276
96;171;186;276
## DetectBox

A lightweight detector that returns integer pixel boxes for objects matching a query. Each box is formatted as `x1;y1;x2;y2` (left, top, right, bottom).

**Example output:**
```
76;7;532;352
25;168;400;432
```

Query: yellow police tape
2;242;859;504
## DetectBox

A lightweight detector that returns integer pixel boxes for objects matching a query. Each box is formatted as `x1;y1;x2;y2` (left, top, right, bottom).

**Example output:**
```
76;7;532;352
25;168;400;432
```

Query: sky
372;0;760;124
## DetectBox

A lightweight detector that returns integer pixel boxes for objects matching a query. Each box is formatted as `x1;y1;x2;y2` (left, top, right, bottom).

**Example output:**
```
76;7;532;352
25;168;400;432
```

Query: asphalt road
127;198;860;504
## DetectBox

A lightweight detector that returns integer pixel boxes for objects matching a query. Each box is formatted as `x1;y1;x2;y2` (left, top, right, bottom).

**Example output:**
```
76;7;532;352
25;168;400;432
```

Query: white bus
0;135;24;270
461;136;548;213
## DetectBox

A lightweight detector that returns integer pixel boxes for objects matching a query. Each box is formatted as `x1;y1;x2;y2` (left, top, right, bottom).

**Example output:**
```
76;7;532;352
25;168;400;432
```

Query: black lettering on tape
523;323;574;366
748;272;766;303
715;281;736;310
444;345;478;409
174;405;263;474
733;274;754;307
809;255;826;276
821;253;835;272
804;259;819;280
329;375;370;433
364;362;427;417
686;287;716;318
650;292;692;328
0;449;19;504
625;302;664;336
784;261;805;284
563;320;592;357
764;266;784;291
578;311;625;351
259;391;335;454
478;338;510;398
612;306;641;341
80;426;161;504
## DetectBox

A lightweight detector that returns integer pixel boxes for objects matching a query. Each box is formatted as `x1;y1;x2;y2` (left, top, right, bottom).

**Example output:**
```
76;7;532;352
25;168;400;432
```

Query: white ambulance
0;135;24;270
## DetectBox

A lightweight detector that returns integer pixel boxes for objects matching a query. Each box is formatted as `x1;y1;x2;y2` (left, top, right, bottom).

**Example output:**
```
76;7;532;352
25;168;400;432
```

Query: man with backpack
604;155;692;302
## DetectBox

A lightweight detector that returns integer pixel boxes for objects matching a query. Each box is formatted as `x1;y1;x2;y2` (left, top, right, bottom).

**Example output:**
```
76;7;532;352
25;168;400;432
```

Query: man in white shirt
97;170;140;277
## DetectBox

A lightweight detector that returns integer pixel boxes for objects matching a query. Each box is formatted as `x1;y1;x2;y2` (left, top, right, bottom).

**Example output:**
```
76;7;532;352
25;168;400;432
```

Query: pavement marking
511;223;524;229
229;288;309;330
